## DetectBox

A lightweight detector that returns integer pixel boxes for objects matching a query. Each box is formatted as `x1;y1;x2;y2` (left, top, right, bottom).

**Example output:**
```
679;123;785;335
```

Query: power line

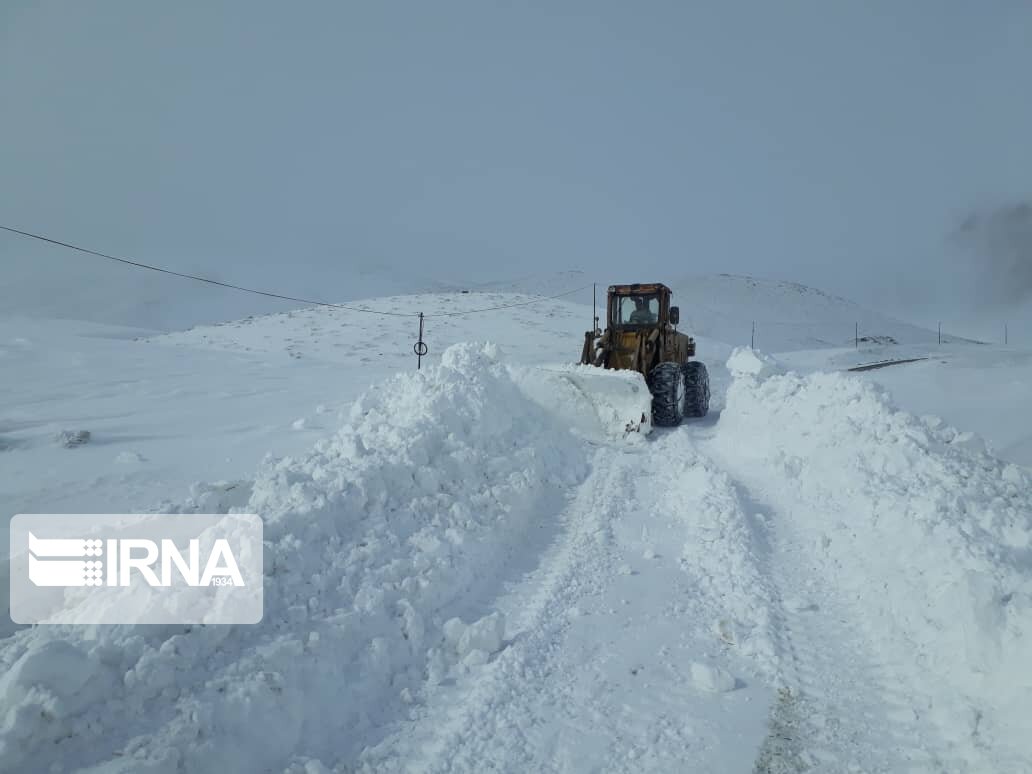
0;224;415;317
0;224;589;318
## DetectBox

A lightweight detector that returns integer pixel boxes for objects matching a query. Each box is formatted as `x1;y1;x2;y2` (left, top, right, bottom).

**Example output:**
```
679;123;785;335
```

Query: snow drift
0;343;588;773
716;348;1032;769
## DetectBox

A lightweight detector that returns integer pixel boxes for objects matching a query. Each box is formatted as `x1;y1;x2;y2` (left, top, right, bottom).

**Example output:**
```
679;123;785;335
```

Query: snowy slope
3;279;1032;772
460;269;591;297
669;273;979;351
437;271;957;353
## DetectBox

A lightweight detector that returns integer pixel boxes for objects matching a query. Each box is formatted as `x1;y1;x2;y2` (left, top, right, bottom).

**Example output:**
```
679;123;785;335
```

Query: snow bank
717;353;1032;767
725;347;783;379
433;611;507;678
690;661;738;693
0;343;588;773
654;447;778;672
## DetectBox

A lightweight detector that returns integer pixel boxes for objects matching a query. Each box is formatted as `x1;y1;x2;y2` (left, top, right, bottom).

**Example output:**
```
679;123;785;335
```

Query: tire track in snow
697;434;951;773
360;429;781;773
359;444;640;773
365;401;959;772
712;481;812;774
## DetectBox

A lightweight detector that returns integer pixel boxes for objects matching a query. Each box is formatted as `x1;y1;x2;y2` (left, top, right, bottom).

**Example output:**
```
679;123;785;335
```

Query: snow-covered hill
0;251;963;348
3;280;1032;772
669;273;979;351
458;271;978;351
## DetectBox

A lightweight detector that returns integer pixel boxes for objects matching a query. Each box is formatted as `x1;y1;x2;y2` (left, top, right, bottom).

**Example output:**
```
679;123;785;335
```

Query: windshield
615;294;660;325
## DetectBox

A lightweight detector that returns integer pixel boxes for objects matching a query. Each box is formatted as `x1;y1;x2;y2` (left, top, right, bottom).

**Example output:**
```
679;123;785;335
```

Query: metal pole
1005;322;1009;345
751;321;755;349
855;322;859;349
413;312;427;369
938;322;941;345
593;283;598;332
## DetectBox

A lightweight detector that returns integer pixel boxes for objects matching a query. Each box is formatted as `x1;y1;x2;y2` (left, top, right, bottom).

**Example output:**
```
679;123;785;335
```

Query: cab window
615;295;659;325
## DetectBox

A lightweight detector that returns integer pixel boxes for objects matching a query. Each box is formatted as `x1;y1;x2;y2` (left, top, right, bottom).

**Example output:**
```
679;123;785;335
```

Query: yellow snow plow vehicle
580;283;709;426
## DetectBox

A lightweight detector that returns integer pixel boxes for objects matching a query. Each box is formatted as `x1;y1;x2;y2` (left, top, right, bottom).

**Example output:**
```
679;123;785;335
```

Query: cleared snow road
361;348;1032;773
361;420;955;773
360;429;776;773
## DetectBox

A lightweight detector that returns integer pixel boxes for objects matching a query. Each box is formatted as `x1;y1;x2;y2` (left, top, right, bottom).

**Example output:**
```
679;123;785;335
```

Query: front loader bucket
513;365;652;440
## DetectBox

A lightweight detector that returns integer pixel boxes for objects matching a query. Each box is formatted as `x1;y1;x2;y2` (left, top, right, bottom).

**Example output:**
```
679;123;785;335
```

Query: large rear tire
647;362;685;427
682;361;710;418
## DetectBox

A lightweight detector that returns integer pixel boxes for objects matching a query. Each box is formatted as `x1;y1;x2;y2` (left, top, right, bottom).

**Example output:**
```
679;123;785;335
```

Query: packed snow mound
725;347;784;379
690;661;738;693
717;360;1032;768
0;343;589;774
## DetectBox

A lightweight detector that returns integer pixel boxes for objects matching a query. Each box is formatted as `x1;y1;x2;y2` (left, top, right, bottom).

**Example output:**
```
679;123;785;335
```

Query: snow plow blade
514;365;653;440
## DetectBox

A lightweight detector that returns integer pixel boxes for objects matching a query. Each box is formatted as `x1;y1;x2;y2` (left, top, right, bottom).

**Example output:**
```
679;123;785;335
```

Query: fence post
413;312;427;369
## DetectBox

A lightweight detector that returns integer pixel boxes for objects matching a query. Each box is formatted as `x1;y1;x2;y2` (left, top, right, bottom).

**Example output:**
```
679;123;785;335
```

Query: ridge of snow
0;342;589;773
725;347;784;379
711;351;1032;769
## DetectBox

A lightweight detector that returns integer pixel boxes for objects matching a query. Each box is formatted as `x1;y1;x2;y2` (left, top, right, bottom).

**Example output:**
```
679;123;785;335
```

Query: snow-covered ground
2;278;1031;772
778;343;1032;468
668;274;979;352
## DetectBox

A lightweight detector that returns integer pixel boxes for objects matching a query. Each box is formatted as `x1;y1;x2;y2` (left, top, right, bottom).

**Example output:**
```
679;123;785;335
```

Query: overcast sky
1;1;1030;330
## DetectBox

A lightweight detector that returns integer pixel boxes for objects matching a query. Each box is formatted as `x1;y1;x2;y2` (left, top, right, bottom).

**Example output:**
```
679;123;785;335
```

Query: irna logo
10;514;263;625
27;533;245;588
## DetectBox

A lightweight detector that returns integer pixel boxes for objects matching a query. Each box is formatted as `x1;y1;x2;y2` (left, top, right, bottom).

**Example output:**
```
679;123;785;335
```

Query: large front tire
682;361;710;418
647;362;685;427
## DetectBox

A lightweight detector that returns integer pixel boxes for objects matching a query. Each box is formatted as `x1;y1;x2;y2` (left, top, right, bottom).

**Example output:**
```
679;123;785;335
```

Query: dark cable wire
1;224;589;318
0;224;418;317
